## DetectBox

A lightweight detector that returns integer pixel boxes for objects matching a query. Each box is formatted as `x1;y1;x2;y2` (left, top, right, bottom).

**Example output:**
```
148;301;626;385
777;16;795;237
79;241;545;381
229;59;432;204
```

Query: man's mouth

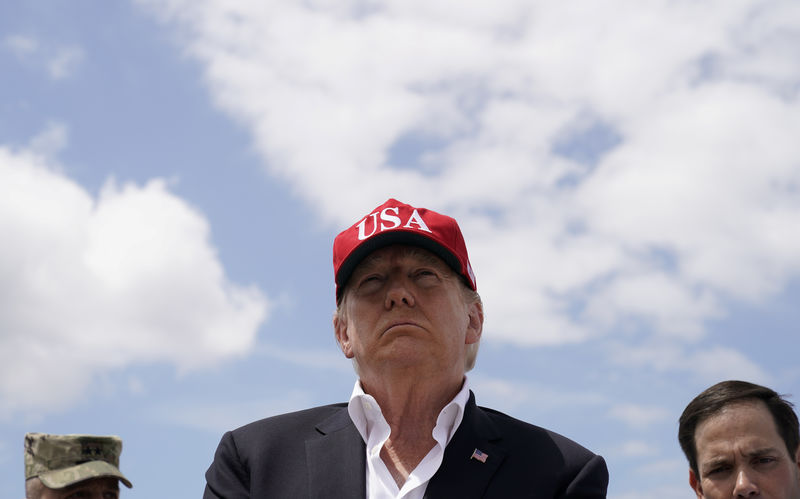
382;320;419;335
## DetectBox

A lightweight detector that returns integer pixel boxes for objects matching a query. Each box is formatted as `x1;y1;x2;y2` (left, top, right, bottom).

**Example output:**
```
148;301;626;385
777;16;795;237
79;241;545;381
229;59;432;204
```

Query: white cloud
137;1;800;352
27;121;69;158
612;439;659;458
128;376;146;396
3;34;38;57
3;34;84;79
470;374;605;414
153;391;314;432
0;141;270;416
254;342;353;372
607;404;670;430
609;341;770;384
634;458;685;477
46;45;84;80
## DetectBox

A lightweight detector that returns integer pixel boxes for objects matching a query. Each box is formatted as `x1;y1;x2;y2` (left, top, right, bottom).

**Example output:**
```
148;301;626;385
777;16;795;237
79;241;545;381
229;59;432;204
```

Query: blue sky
2;1;800;497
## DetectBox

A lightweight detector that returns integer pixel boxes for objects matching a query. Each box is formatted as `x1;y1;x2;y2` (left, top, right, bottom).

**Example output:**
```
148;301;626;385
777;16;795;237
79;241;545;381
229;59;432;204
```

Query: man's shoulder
230;402;349;437
205;402;359;494
436;403;608;495
475;404;598;459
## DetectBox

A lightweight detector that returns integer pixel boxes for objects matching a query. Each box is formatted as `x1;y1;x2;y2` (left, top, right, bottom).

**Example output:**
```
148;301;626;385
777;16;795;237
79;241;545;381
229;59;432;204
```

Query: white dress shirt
347;377;471;499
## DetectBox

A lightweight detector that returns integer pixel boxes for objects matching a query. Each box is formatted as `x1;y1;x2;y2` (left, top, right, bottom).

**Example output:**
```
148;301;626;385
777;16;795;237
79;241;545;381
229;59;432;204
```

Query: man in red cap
204;199;608;498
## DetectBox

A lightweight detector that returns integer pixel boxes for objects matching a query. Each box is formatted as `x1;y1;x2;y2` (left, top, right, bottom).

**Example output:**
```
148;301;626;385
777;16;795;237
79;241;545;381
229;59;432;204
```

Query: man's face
335;245;482;384
40;477;120;499
689;400;800;499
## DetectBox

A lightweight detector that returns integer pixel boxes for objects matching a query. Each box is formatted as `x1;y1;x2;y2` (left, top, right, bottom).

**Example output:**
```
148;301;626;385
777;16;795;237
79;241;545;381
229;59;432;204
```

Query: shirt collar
347;376;471;446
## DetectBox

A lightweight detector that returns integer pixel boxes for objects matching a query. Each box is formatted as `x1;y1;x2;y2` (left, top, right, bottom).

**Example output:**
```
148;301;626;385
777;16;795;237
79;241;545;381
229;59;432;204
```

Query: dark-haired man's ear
688;468;704;498
794;447;800;483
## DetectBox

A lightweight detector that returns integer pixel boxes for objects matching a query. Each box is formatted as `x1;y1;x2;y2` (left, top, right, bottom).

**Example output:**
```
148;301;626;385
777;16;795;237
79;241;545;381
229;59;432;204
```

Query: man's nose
733;468;758;497
385;278;415;308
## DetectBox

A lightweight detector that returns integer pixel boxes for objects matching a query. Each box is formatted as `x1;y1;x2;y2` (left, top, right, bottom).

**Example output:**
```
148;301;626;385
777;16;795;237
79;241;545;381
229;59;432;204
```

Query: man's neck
359;374;465;487
360;372;463;425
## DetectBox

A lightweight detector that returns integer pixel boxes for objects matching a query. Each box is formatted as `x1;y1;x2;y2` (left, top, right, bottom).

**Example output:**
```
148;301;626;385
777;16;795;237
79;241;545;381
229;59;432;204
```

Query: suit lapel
306;408;367;499
424;392;506;499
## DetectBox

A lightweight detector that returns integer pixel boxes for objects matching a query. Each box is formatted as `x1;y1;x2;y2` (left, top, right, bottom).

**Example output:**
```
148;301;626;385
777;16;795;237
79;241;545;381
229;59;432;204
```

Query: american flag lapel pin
470;448;488;463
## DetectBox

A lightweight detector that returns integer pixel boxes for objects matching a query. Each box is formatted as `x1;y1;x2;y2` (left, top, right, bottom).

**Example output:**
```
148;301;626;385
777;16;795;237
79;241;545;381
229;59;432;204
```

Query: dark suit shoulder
204;403;358;499
232;402;348;438
461;404;607;497
477;404;599;463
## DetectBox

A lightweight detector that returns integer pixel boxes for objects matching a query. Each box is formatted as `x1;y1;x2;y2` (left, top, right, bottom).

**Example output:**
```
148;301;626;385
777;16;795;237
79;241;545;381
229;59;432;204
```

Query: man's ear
465;300;483;345
333;311;354;358
689;468;704;498
794;446;800;484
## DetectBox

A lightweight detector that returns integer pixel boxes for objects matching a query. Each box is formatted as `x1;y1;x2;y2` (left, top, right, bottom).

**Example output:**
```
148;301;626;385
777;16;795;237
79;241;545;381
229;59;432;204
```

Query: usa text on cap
332;198;476;302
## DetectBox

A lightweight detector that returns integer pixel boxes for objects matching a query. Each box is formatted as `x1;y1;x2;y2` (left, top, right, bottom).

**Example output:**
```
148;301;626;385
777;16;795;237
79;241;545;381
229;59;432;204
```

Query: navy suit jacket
203;392;608;498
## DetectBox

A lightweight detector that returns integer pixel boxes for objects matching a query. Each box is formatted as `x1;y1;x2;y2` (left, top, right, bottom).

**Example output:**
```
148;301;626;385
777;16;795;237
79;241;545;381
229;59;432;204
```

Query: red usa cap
333;198;476;301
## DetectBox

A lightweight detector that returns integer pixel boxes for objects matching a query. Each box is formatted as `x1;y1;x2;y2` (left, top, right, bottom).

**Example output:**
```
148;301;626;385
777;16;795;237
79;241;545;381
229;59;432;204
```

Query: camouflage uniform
24;433;132;490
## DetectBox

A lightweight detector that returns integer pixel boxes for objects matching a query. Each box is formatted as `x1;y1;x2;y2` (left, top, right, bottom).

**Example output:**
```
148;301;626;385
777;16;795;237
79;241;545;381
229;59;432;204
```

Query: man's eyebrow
744;446;781;458
352;254;385;275
700;456;729;469
701;447;783;469
415;251;446;268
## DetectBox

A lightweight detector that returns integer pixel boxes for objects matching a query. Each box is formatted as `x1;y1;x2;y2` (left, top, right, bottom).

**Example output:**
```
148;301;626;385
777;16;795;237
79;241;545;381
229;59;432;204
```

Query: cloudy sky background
2;0;799;497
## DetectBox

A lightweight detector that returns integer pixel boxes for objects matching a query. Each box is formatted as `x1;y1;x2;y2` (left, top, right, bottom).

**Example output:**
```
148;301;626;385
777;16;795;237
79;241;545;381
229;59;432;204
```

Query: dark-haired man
204;198;608;498
678;380;800;498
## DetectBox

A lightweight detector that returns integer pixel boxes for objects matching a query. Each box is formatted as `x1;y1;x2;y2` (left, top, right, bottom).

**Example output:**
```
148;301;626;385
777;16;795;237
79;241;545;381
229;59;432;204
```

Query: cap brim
38;460;132;489
336;230;464;301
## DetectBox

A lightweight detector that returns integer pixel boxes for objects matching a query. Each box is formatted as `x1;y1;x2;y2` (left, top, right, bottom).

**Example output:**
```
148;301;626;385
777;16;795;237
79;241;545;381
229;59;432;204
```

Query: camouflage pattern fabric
24;433;132;489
